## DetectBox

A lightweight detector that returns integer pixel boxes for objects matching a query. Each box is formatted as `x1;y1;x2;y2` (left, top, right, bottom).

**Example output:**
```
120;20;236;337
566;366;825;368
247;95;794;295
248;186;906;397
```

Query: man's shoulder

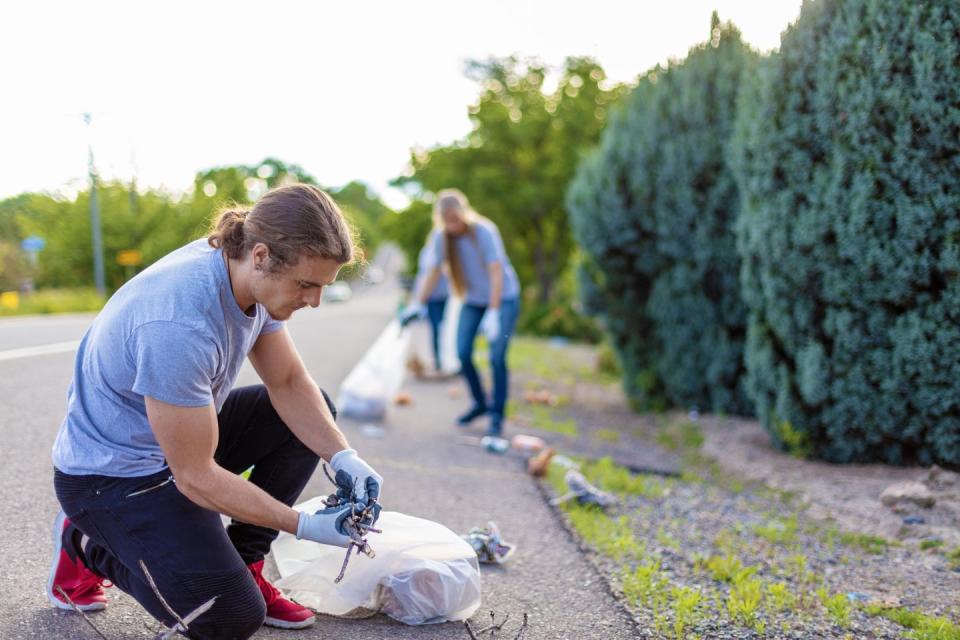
100;240;224;337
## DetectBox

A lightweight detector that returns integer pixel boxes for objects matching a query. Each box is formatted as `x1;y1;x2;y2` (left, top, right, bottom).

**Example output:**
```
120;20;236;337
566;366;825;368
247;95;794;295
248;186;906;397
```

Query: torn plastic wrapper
273;501;482;625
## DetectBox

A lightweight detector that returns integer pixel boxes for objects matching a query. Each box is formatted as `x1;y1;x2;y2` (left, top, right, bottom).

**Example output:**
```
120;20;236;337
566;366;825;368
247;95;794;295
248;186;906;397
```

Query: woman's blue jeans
425;298;447;370
457;298;519;433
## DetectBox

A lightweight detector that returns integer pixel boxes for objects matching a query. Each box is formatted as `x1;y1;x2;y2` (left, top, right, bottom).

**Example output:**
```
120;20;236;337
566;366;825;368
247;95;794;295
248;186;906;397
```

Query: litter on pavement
510;434;545;453
527;447;556;477
481;435;511;454
551;469;617;509
461;521;515;565
359;423;385;439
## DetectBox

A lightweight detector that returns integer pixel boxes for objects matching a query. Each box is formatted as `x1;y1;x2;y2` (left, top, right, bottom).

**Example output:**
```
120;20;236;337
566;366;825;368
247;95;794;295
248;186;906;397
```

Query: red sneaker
247;559;315;629
47;511;110;611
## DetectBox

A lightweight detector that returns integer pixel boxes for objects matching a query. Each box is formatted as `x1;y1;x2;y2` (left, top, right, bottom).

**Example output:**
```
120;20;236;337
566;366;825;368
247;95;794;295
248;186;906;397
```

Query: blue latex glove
398;302;426;327
330;449;383;514
481;308;501;342
295;502;353;547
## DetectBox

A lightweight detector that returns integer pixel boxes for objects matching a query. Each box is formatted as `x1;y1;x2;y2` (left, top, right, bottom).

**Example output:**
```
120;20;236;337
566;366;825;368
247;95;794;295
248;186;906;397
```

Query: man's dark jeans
53;384;330;639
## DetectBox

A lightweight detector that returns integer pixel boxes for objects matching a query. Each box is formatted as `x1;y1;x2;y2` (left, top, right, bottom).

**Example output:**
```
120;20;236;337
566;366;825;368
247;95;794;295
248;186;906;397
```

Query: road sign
21;236;45;253
0;291;19;310
117;249;143;267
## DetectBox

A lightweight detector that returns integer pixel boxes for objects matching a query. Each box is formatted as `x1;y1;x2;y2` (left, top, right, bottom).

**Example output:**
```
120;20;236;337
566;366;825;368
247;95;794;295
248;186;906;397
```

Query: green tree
731;0;960;464
191;160;388;260
568;15;756;413
13;183;188;290
380;199;434;279
395;56;625;303
0;240;31;291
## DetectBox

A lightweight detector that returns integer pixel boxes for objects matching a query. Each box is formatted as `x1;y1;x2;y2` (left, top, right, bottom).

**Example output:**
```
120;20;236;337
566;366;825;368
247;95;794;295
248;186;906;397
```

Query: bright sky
0;0;803;209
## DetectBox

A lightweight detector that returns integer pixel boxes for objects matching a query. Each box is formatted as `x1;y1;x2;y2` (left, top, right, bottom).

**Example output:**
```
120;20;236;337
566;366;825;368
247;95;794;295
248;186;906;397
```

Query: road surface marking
0;340;80;362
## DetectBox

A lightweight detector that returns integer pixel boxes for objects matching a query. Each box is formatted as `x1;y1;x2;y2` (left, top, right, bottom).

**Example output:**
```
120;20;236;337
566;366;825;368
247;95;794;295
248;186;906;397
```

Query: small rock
880;480;936;509
902;515;926;525
927;464;960;489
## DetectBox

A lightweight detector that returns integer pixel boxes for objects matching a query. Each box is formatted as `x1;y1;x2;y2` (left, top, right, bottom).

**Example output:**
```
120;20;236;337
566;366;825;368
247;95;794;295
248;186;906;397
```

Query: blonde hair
433;189;482;298
208;183;359;273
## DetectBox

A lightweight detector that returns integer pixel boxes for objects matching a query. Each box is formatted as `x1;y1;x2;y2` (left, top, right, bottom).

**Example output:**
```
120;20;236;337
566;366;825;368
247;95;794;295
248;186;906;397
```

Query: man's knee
179;568;266;639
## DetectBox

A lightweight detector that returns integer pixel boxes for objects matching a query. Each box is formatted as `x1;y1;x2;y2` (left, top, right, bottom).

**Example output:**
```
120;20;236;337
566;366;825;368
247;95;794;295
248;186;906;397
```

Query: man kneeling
47;184;383;638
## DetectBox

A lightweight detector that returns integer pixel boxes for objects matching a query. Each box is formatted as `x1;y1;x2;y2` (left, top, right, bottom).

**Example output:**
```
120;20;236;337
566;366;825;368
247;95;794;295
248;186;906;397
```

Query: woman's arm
487;261;503;309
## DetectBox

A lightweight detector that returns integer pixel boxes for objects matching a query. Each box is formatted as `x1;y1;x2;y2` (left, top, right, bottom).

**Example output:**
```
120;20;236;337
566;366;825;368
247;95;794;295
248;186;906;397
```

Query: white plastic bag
336;319;410;420
438;296;461;375
406;297;461;377
273;501;482;625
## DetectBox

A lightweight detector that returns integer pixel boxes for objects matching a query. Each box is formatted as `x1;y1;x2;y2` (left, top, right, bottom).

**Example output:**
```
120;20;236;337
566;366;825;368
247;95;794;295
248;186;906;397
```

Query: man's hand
398;302;426;327
481;309;501;342
330;449;382;511
296;503;354;547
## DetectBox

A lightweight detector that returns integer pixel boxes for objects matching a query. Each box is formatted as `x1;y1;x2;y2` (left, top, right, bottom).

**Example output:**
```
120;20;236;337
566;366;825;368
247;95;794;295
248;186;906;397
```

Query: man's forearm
178;463;300;534
266;374;350;463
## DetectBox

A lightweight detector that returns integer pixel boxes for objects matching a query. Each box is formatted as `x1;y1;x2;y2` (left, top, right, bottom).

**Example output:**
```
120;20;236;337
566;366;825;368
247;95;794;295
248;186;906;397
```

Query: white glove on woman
481;308;501;342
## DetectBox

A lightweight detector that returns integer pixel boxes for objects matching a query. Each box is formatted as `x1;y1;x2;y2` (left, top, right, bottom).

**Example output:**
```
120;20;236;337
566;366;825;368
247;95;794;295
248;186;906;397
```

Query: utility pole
83;113;106;296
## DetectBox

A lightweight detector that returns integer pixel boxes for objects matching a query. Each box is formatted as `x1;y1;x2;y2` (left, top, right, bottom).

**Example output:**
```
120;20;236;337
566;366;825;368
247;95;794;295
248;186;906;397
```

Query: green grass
579;456;666;498
753;515;799;545
656;526;681;552
865;605;960;640
764;582;796;613
525;404;579;436
705;555;757;584
622;561;668;609
0;288;105;316
670;586;703;639
566;509;645;560
656;419;705;451
920;539;944;551
839;531;895;555
773;417;812;458
727;575;765;632
817;588;851;628
506;336;594;382
594;428;622;443
546;458;646;560
948;546;960;570
679;451;745;493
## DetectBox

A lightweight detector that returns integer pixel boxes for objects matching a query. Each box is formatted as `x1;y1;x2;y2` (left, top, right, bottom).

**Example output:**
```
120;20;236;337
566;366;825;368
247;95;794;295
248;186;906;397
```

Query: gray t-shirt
414;242;448;302
52;239;284;477
425;220;520;306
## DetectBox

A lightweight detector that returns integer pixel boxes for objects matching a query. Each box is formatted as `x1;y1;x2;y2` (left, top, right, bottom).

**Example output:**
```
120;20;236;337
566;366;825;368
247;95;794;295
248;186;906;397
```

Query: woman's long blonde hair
433;189;482;298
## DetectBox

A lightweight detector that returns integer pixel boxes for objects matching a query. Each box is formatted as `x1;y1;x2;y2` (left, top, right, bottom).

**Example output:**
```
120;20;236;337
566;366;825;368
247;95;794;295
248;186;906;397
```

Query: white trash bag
273;500;482;625
336;319;410;421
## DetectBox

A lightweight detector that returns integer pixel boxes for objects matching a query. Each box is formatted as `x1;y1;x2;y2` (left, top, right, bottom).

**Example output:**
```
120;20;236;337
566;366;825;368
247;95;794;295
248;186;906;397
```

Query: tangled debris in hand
322;464;382;583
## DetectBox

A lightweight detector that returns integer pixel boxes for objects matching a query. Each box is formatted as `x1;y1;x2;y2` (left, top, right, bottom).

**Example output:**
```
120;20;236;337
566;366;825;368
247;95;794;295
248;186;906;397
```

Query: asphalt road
0;248;637;640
